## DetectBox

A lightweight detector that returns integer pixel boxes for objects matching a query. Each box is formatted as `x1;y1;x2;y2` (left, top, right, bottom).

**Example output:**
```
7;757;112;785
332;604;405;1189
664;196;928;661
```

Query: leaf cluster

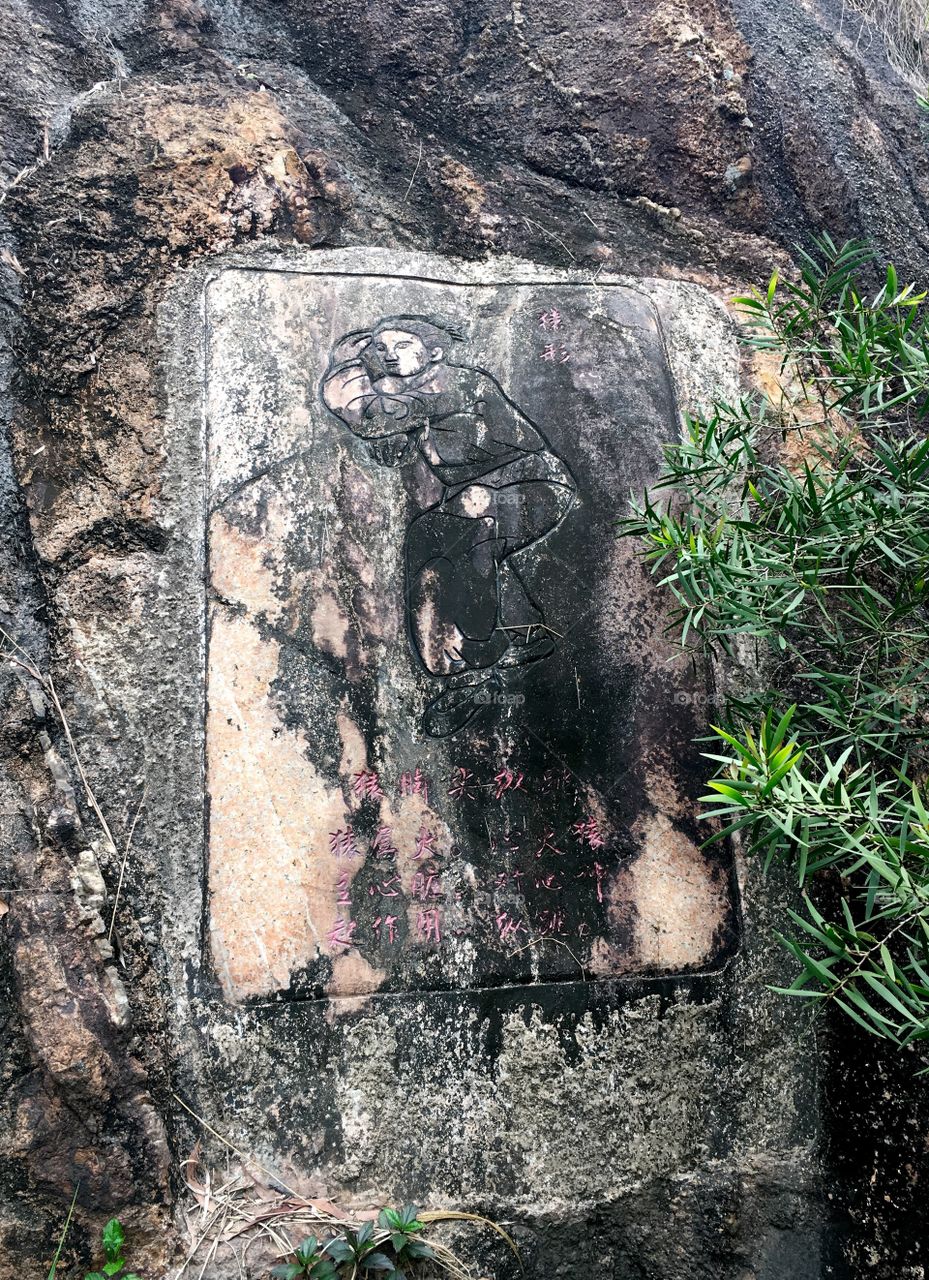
271;1207;435;1280
84;1219;142;1280
734;234;929;426
703;708;929;1044
618;236;929;1052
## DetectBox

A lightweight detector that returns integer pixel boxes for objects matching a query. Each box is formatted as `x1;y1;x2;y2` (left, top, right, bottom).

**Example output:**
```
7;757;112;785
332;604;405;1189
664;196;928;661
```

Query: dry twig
109;785;147;941
403;139;424;202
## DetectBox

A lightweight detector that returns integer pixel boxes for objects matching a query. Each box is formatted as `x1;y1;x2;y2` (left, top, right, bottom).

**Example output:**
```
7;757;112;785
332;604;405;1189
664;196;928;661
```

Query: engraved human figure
321;315;576;736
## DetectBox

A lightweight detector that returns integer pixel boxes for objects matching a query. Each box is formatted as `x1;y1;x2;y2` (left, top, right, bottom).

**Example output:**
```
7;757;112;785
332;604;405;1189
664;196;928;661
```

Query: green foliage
376;1206;435;1264
618;234;929;1052
733;237;928;421
324;1221;395;1273
84;1218;143;1280
272;1208;434;1279
271;1236;339;1280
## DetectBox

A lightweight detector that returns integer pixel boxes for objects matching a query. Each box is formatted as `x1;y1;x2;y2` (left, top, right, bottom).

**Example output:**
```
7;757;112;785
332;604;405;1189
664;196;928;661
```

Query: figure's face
372;329;439;378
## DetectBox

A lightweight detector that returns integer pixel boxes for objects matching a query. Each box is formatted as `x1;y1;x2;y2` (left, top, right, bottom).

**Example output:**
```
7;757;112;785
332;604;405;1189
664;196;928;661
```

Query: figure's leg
445;479;574;666
405;506;508;677
408;480;574;734
488;479;575;554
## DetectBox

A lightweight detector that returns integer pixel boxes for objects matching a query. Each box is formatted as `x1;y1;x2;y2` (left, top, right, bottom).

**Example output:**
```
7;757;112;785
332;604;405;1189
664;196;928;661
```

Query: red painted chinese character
534;829;565;859
496;911;528;944
572;817;606;850
576;861;607;902
399;766;429;803
540;767;574;795
374;914;399;944
352;769;384;800
411;871;443;901
535;871;563;891
490;829;522;859
370;874;402;898
326;918;356;948
413;825;438;862
416;908;443;944
369;825;398;859
539;308;562;331
493;767;525;799
448;766;478;800
336;871;352;905
535;908;567;937
541;343;570;363
329;827;360;859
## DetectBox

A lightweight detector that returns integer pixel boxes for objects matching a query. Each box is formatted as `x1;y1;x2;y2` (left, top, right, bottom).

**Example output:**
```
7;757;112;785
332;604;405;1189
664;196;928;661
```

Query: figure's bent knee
405;507;495;570
445;486;494;519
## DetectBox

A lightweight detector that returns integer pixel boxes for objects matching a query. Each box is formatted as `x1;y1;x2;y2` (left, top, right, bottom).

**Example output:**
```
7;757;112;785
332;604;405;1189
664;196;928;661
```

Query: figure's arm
321;338;425;441
321;361;383;436
478;374;547;452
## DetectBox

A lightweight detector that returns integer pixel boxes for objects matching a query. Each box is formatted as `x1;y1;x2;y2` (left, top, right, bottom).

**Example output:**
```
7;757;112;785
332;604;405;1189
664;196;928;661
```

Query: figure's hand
359;341;389;383
329;332;373;369
367;434;413;467
321;362;374;415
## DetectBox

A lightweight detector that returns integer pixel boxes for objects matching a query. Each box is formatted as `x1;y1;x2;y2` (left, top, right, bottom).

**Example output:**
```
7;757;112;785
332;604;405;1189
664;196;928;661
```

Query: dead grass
171;1097;521;1280
839;0;928;88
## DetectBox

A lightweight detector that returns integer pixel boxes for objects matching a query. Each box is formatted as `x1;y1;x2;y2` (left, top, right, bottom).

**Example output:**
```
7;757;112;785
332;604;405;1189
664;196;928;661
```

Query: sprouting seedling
84;1218;142;1280
376;1206;435;1265
271;1235;339;1280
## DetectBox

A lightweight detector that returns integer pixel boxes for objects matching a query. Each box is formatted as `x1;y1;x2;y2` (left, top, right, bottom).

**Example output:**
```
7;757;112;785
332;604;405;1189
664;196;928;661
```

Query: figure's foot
422;675;494;738
496;626;555;669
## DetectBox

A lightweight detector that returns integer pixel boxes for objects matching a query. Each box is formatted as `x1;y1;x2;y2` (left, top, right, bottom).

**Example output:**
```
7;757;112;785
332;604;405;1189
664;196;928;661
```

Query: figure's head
368;316;464;378
371;328;433;377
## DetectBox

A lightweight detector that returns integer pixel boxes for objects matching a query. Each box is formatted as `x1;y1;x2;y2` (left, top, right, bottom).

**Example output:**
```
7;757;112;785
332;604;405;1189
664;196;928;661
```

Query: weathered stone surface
202;260;736;1002
0;0;927;1276
103;248;821;1279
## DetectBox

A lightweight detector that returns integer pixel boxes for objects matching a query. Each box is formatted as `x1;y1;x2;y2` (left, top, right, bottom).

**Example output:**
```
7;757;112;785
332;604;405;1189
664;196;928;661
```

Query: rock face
0;2;926;1279
203;259;736;1002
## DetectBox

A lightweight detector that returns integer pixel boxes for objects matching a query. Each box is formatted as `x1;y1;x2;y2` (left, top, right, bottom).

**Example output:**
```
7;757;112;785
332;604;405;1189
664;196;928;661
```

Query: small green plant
272;1208;435;1279
376;1205;435;1266
323;1222;395;1272
618;234;929;1053
84;1218;142;1280
271;1235;339;1280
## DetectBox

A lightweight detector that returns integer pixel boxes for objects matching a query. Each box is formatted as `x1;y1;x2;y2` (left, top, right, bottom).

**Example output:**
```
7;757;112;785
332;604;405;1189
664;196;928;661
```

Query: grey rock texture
0;1;926;1278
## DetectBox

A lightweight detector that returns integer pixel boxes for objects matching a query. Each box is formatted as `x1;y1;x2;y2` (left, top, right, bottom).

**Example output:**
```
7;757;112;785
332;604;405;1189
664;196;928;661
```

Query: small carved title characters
320;315;578;738
325;761;610;957
538;307;571;364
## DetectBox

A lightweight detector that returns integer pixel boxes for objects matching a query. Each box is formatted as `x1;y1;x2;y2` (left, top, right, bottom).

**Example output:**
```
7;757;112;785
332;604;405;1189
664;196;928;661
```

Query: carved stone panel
204;265;736;1002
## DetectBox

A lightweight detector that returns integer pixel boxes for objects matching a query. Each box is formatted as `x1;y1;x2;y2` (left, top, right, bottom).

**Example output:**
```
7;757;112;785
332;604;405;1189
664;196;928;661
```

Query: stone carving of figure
321;315;576;737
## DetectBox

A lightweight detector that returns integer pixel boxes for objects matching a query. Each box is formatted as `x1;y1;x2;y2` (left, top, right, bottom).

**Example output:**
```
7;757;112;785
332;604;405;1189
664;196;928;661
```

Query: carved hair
369;314;466;348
